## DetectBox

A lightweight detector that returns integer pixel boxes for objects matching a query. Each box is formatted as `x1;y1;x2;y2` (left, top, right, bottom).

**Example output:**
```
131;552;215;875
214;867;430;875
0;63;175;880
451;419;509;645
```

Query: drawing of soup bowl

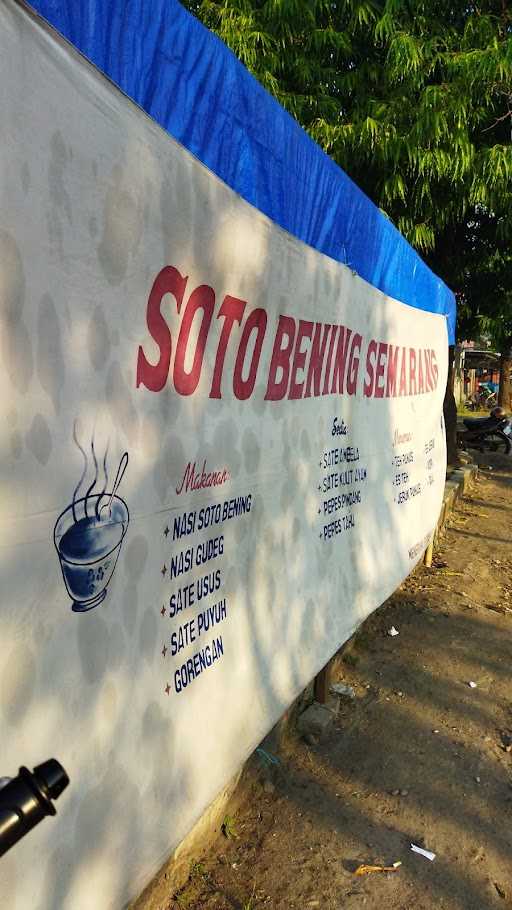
54;494;129;612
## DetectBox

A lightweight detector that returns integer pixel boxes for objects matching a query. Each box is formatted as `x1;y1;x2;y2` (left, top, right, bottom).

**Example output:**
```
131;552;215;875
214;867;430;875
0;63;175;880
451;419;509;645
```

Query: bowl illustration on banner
54;431;129;612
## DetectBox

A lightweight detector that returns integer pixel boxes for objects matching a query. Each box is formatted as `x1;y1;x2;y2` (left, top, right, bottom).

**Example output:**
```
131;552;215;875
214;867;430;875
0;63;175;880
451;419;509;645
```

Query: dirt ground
163;457;512;910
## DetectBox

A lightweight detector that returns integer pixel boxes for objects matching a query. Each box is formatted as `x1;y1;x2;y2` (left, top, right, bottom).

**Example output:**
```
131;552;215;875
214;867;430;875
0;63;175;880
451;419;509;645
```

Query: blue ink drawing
54;424;129;612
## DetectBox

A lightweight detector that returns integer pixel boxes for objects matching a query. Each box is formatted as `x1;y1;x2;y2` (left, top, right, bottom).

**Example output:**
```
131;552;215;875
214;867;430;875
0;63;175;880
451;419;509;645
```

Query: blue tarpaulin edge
27;0;456;342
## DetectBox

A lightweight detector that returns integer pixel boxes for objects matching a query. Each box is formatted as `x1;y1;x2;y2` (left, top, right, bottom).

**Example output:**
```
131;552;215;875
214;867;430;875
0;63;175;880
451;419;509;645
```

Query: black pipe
0;760;69;857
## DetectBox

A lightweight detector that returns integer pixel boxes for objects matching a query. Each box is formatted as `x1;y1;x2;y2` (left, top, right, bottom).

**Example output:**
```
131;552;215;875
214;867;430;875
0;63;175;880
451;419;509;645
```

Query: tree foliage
182;0;512;345
183;1;511;247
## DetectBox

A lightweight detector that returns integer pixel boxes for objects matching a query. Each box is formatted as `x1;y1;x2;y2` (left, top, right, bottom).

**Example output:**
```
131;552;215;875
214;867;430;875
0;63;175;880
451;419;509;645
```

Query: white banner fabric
0;2;448;907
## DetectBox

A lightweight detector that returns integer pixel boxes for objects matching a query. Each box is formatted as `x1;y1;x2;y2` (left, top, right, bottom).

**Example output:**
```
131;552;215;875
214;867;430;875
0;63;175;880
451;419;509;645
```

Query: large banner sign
0;2;447;907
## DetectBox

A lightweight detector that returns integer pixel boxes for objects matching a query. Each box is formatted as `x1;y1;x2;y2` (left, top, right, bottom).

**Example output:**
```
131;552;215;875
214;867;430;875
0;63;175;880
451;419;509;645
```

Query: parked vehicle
459;407;512;455
464;385;497;411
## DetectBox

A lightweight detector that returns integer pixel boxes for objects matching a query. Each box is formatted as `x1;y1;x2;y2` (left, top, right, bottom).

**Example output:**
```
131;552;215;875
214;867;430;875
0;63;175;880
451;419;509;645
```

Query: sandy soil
163;458;512;910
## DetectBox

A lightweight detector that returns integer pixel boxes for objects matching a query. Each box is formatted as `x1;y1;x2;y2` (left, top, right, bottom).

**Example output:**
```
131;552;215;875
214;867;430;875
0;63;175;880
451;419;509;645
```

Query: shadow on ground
146;458;512;910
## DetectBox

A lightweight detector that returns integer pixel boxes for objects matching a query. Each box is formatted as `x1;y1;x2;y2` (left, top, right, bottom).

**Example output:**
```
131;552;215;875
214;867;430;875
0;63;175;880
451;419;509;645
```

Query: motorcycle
459;409;512;455
464;387;497;411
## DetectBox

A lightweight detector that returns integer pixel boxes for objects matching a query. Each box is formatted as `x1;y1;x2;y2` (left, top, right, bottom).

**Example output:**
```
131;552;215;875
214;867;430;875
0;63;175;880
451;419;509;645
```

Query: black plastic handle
0;760;69;857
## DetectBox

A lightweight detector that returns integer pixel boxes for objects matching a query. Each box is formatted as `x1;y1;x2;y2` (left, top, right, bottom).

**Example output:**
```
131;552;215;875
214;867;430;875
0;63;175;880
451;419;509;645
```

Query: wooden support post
314;660;331;704
424;536;434;568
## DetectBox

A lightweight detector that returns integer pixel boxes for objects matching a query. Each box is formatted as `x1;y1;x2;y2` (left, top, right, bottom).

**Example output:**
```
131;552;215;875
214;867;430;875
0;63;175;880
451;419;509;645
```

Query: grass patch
221;814;239;840
342;651;359;667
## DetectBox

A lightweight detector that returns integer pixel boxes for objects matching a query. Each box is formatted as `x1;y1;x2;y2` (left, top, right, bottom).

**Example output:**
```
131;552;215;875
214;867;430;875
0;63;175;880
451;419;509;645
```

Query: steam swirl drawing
54;422;130;612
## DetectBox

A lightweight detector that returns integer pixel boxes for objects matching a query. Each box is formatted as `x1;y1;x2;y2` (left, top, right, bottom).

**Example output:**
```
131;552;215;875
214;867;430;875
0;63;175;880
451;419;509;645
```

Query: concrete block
297;702;335;738
444;481;460;505
443;486;457;511
462;465;478;491
439;501;447;528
